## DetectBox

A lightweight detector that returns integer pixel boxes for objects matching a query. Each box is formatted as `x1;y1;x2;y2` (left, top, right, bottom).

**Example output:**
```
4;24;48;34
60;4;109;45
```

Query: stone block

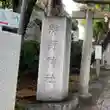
25;94;78;110
37;17;71;101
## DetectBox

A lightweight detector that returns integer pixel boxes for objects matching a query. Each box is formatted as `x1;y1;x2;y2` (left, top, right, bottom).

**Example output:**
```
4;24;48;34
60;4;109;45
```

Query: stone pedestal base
24;95;78;110
79;93;93;106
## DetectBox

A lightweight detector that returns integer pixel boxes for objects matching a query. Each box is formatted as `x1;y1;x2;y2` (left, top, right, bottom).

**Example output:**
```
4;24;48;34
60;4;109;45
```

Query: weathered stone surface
37;17;71;101
25;95;78;110
79;93;92;106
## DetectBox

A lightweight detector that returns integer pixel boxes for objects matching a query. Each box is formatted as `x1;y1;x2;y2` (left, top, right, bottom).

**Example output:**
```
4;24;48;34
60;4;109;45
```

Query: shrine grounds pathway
16;69;110;110
76;69;110;110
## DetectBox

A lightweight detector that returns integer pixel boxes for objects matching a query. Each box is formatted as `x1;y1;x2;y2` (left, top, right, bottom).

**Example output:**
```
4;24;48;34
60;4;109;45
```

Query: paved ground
77;69;110;110
16;69;110;110
97;78;110;110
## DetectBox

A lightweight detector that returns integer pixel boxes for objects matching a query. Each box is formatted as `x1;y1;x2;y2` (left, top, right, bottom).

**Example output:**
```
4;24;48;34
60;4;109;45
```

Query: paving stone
77;70;110;110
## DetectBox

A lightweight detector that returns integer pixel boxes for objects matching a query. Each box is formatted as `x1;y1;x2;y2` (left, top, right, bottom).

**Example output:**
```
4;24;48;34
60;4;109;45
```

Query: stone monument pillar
37;17;71;101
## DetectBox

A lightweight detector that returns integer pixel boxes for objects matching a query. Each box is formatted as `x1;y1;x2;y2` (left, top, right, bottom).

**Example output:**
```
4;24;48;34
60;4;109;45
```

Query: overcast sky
62;0;84;40
62;0;95;41
62;0;80;15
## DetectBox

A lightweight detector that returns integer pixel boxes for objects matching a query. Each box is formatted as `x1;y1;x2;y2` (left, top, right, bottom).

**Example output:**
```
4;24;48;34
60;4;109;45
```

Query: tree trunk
12;0;21;13
18;0;37;36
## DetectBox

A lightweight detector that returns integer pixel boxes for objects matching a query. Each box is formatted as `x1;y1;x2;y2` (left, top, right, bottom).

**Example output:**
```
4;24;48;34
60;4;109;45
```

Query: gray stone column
79;10;93;97
37;17;71;101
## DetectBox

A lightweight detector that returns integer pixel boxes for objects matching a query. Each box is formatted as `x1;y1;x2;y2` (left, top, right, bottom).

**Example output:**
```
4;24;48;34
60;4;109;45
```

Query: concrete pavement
76;69;110;110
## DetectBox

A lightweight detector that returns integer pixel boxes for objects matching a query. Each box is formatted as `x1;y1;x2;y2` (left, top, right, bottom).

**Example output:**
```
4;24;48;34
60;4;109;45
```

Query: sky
62;0;85;40
62;0;80;15
62;0;95;41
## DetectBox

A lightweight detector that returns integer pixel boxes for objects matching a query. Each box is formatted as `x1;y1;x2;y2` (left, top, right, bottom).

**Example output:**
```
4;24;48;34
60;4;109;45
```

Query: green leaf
95;4;101;10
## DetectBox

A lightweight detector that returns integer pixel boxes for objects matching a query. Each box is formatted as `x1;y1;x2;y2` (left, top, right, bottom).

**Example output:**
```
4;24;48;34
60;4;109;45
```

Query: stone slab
37;17;71;101
25;94;78;110
0;31;21;110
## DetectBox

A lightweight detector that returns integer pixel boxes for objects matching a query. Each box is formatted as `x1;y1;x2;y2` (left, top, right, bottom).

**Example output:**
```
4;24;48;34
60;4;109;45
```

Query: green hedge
18;40;83;76
19;41;40;75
